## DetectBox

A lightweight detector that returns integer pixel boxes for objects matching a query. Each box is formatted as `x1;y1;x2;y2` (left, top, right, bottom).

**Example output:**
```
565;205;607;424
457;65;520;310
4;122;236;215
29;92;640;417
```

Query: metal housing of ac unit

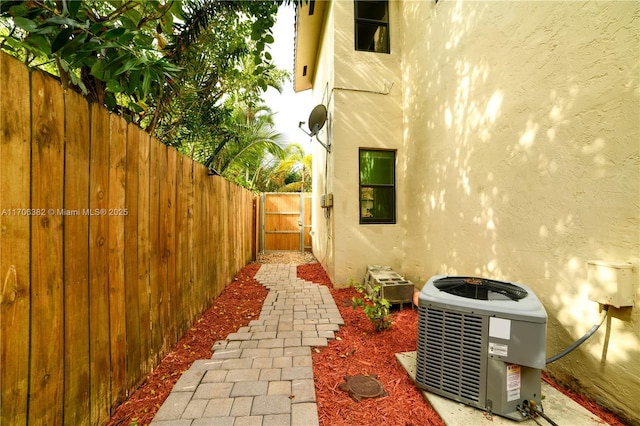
415;275;547;421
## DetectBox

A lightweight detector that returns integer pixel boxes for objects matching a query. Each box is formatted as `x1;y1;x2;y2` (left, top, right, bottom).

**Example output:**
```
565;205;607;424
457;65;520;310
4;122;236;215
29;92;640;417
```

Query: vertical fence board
228;184;235;276
192;167;203;311
183;157;195;328
214;177;223;292
62;89;91;424
148;139;161;363
137;132;151;373
0;52;31;426
157;142;170;353
251;193;257;260
212;177;222;297
174;155;185;336
202;175;214;298
108;114;127;407
89;105;112;425
222;179;230;292
203;174;212;300
29;71;64;425
124;124;141;391
166;148;177;345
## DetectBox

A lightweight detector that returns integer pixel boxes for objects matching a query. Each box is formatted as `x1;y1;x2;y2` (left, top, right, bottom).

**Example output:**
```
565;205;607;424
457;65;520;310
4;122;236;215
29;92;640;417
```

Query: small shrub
350;279;392;331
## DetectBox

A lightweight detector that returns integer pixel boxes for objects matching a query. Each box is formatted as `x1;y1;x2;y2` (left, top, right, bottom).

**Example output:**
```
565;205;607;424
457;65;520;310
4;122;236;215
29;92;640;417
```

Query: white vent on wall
416;275;547;421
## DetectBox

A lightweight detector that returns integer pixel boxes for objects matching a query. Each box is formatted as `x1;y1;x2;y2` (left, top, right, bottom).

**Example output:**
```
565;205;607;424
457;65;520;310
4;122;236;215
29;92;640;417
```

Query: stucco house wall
398;1;639;421
308;2;335;278
300;0;639;421
310;0;406;286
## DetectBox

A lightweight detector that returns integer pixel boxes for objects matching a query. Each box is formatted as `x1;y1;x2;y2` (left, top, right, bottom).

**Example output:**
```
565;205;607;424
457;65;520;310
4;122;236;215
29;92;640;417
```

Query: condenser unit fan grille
416;306;484;402
434;276;528;301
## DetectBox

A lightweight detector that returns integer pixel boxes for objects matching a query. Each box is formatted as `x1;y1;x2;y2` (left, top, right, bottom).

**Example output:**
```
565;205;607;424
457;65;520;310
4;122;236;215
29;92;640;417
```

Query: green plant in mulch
350;279;392;332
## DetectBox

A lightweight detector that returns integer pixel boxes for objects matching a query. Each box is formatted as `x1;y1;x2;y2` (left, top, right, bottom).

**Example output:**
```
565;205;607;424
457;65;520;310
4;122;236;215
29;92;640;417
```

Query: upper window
354;1;390;53
359;149;396;224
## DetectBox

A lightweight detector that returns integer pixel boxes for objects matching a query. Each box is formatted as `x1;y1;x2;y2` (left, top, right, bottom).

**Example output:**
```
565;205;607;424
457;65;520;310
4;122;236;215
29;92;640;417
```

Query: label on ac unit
488;342;508;357
489;317;511;340
507;364;521;401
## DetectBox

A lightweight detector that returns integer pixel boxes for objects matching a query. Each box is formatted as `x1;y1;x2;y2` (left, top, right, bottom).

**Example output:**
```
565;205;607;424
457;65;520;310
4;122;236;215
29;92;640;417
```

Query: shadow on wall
397;0;639;420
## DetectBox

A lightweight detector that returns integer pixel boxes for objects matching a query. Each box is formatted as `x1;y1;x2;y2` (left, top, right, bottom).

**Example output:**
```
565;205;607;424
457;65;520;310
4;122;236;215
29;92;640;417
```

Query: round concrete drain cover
338;374;388;402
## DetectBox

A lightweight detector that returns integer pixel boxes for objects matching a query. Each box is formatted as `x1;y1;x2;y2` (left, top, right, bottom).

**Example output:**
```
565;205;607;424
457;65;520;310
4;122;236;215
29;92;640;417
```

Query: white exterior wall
398;0;640;421
312;0;406;286
309;2;335;279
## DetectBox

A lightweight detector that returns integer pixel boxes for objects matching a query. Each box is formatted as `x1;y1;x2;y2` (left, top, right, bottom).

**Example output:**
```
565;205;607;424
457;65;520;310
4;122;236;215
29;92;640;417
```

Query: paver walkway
151;263;344;426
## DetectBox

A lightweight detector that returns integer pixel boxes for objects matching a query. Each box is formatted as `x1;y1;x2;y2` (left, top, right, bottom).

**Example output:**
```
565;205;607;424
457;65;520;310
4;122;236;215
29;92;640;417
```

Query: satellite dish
307;104;327;135
298;104;331;152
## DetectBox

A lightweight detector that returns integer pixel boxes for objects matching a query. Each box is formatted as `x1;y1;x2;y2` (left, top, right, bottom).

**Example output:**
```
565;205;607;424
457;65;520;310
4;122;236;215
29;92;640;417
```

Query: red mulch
107;263;267;425
297;263;444;425
108;262;628;426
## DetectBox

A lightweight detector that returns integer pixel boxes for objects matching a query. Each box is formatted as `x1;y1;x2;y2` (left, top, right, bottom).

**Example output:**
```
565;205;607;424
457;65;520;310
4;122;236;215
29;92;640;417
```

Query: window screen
359;149;395;224
354;1;390;53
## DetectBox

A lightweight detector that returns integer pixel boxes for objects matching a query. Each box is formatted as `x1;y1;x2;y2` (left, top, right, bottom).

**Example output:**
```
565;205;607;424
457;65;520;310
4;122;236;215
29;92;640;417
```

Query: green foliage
201;103;286;189
350;279;392;332
0;0;183;112
0;0;305;191
0;1;290;125
253;143;312;193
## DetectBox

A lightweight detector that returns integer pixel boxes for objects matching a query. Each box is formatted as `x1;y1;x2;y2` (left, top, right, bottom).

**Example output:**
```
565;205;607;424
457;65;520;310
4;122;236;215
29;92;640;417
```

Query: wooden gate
260;193;312;252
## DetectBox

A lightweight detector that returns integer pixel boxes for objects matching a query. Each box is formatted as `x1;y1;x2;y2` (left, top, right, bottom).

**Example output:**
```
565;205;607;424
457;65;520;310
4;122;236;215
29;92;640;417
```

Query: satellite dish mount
298;104;330;152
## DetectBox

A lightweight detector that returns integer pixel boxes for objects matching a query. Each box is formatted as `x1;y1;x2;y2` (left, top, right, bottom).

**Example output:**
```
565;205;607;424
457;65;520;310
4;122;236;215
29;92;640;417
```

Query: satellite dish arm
298;121;331;153
314;133;331;153
298;121;313;137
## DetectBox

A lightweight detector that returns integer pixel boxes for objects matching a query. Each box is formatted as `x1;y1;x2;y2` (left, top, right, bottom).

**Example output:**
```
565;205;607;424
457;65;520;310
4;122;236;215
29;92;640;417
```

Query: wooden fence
0;52;257;425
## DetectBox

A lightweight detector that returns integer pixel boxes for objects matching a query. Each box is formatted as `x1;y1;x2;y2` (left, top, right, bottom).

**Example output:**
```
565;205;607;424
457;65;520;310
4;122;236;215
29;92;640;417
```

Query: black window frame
359;148;396;224
354;0;390;54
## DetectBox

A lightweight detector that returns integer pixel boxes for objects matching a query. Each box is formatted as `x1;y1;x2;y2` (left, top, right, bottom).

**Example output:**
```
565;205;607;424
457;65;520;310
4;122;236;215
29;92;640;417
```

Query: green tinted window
359;149;395;224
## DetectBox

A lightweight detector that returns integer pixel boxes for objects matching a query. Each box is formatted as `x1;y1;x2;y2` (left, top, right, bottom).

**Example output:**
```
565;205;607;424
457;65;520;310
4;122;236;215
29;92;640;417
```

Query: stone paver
151;264;342;426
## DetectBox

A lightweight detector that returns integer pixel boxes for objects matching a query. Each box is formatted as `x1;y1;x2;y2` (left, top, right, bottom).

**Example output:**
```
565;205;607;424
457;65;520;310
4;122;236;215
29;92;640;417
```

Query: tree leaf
113;58;140;77
32;25;58;35
142;68;152;96
106;79;124;93
45;16;81;27
51;27;74;53
128;101;144;113
59;33;85;57
127;69;141;94
90;59;107;80
118;31;136;44
123;9;142;28
5;4;29;17
66;0;82;19
89;23;104;34
104;92;117;110
13;17;38;32
24;34;51;56
134;33;154;47
103;27;127;40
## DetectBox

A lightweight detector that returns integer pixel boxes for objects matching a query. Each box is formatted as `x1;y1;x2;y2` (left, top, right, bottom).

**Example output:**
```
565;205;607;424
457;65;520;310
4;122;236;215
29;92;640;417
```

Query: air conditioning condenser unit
415;275;547;421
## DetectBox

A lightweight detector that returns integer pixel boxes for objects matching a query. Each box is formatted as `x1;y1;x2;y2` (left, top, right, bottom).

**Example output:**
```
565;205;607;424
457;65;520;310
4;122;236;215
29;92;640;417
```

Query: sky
263;5;314;150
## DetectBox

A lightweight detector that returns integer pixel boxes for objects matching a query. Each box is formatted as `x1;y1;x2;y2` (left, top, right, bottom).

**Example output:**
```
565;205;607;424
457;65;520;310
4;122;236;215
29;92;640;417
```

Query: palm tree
205;103;285;190
254;143;312;192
